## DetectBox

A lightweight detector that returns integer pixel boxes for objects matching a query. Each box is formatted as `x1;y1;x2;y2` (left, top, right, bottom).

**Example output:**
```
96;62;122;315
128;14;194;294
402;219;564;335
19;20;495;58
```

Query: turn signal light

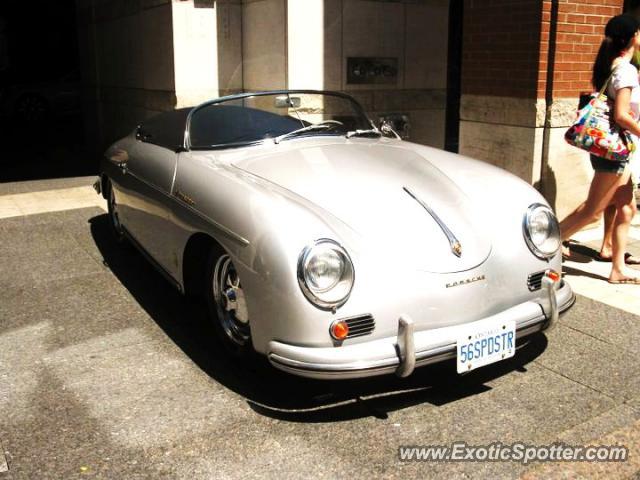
330;320;349;340
546;269;561;283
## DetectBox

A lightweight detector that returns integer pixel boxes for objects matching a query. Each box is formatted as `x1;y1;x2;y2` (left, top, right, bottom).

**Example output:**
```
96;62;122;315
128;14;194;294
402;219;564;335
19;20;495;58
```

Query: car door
119;132;179;276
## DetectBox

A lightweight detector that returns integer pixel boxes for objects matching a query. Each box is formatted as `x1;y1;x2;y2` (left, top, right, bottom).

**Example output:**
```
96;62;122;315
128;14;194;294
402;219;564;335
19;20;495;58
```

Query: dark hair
593;38;618;90
592;14;640;90
627;0;640;12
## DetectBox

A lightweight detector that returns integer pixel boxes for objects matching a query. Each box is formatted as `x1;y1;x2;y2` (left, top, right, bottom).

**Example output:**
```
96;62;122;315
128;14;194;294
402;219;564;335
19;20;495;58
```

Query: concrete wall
216;0;243;96
77;0;241;151
242;0;287;91
78;0;449;152
77;0;176;149
341;0;448;147
543;99;595;220
241;0;449;146
287;0;448;147
172;1;219;107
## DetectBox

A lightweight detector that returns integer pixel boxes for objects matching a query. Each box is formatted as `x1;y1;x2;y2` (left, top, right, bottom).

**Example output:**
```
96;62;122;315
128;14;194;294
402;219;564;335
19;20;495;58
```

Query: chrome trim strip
403;186;462;257
174;196;251;247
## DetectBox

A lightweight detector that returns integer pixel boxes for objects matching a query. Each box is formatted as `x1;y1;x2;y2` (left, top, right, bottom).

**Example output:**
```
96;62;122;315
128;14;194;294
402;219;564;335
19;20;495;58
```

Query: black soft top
136;108;190;151
137;104;306;151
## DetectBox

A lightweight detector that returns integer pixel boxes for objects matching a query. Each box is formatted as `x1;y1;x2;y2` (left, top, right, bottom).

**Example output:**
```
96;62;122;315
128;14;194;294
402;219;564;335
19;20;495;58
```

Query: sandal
595;252;640;265
608;277;640;284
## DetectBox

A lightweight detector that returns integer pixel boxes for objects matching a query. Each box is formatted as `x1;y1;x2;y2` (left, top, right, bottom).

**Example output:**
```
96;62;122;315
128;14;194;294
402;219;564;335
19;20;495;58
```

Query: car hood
231;140;492;273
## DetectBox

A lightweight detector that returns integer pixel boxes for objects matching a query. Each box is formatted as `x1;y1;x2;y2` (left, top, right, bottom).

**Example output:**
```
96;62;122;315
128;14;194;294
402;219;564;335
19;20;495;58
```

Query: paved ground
0;178;639;479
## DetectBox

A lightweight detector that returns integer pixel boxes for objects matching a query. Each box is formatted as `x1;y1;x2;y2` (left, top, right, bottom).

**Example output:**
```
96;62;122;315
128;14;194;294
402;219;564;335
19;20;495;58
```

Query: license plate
456;319;516;373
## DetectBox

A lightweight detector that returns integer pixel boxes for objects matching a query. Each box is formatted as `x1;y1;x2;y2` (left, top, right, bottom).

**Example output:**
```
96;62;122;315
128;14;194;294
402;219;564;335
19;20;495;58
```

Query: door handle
118;161;128;174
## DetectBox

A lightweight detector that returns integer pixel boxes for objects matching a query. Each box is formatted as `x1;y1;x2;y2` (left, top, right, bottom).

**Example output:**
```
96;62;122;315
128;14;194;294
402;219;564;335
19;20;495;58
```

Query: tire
205;248;254;358
106;179;125;243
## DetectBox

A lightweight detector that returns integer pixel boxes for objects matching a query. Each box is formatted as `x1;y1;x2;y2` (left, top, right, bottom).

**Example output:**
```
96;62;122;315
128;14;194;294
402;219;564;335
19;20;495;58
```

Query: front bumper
268;275;575;379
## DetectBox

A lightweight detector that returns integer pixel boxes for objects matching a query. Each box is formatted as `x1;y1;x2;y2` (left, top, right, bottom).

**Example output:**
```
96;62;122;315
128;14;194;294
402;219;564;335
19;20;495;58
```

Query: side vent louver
343;314;375;339
527;271;545;291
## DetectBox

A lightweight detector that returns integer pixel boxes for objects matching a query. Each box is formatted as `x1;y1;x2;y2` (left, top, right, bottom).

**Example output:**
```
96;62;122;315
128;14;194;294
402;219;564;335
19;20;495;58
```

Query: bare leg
599;204;617;258
560;171;626;242
609;178;639;282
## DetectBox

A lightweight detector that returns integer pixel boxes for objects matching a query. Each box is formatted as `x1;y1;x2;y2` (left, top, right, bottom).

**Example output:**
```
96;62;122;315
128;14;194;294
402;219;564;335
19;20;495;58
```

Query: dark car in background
0;70;81;123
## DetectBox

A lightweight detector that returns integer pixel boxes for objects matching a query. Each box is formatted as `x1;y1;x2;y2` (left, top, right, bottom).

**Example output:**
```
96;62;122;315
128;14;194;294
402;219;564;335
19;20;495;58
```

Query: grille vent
527;271;546;291
343;314;375;339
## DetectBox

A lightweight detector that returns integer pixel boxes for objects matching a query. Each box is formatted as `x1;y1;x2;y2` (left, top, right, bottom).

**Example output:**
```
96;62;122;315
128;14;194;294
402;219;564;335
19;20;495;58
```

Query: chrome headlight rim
297;238;355;310
523;203;561;260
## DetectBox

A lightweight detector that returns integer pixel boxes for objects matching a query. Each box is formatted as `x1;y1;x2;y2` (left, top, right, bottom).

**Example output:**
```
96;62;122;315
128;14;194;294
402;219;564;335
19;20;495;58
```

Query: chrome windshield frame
183;90;376;151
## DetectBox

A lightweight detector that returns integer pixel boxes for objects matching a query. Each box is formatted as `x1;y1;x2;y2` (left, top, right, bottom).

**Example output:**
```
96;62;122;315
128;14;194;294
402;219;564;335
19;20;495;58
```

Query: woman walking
561;14;640;284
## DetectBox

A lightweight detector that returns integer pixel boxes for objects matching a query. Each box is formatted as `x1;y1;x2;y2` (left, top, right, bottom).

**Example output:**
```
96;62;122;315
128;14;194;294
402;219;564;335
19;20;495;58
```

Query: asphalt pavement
0;178;639;480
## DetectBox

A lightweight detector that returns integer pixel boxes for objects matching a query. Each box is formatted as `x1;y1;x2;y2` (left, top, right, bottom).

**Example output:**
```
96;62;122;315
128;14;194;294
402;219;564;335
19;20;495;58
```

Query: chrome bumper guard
395;315;415;378
541;273;559;330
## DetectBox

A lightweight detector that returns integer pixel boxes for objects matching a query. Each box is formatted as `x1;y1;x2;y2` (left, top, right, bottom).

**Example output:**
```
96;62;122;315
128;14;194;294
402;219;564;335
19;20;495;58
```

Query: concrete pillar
242;0;287;91
172;1;218;107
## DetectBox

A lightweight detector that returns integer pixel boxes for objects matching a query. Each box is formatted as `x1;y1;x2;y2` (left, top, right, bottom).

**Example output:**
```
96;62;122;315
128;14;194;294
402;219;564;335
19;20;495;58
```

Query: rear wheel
205;249;253;357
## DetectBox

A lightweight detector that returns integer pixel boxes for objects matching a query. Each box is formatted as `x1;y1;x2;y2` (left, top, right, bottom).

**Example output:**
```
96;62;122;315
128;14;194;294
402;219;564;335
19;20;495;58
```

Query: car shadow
89;213;549;423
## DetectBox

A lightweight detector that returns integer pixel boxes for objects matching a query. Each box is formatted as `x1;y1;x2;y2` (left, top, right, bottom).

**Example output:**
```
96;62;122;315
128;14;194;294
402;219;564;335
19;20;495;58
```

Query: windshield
188;92;373;149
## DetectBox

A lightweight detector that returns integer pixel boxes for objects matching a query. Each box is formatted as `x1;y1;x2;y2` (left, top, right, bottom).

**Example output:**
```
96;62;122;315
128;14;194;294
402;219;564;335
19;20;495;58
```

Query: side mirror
379;120;401;139
135;126;152;142
378;114;410;139
275;95;301;108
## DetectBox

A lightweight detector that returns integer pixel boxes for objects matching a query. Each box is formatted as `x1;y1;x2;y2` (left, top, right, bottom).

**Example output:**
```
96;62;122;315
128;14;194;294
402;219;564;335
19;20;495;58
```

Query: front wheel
205;250;253;357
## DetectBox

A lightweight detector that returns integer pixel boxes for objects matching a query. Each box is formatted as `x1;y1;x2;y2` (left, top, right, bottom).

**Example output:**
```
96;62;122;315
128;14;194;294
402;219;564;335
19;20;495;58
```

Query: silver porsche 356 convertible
97;90;575;379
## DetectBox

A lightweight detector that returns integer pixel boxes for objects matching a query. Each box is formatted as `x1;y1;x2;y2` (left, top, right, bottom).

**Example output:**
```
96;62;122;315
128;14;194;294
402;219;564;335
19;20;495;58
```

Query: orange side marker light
330;320;349;340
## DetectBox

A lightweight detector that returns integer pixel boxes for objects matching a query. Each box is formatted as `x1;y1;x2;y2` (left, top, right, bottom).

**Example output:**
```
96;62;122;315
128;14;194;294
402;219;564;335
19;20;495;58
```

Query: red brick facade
541;0;624;99
462;0;542;98
462;0;625;99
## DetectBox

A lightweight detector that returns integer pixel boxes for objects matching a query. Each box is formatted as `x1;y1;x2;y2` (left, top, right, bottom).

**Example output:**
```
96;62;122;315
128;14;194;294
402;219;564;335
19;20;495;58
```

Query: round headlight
298;239;355;309
523;203;561;259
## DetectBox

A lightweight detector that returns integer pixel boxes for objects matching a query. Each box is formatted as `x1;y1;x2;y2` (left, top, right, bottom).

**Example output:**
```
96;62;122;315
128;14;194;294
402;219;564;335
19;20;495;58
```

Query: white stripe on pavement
0;186;106;219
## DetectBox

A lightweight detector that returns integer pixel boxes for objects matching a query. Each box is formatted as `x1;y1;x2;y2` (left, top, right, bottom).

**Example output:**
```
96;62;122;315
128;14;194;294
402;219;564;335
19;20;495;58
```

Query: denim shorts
590;154;627;175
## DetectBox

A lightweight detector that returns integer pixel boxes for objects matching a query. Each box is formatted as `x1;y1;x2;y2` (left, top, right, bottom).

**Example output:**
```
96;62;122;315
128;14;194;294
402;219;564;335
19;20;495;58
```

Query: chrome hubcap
213;255;250;346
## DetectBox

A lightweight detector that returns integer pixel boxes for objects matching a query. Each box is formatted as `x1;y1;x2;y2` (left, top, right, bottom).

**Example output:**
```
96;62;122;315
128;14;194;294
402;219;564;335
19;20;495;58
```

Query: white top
607;60;640;121
608;60;640;167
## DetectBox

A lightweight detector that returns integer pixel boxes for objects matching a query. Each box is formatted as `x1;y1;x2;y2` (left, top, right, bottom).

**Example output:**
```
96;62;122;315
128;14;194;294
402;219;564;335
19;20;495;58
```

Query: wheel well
182;232;224;297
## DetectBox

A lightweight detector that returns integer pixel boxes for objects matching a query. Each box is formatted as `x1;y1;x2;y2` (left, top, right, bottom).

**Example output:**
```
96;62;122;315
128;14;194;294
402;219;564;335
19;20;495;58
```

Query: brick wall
461;0;542;98
540;0;624;99
462;0;625;99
